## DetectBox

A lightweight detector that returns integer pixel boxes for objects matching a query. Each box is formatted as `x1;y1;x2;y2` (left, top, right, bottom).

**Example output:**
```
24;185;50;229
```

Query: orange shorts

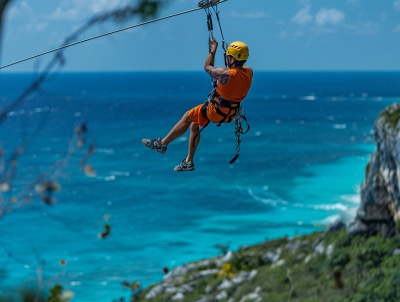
188;104;209;127
188;102;234;127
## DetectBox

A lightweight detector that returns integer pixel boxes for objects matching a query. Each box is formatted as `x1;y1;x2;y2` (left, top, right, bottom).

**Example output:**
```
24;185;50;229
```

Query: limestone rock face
349;103;400;236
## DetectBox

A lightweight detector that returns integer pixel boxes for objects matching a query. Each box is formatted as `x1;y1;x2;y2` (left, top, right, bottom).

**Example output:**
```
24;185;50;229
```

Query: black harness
194;87;250;164
201;94;238;126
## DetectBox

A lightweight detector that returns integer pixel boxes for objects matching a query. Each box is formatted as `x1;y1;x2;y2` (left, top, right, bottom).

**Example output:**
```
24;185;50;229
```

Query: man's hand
205;37;228;84
209;38;218;53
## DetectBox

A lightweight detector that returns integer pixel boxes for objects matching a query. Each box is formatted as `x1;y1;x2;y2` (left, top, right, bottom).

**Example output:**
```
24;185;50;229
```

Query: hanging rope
200;0;227;61
0;0;228;70
210;3;228;53
229;104;250;164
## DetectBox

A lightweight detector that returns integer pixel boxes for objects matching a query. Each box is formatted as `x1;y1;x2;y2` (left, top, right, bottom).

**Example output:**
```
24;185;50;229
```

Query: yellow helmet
225;41;249;61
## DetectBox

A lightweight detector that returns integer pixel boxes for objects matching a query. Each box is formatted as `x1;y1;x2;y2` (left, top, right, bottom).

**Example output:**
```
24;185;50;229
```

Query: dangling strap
229;104;250;164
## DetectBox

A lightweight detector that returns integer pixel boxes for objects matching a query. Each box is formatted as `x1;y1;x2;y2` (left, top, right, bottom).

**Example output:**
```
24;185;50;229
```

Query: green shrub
329;248;351;270
355;236;395;269
230;251;264;272
379;105;400;129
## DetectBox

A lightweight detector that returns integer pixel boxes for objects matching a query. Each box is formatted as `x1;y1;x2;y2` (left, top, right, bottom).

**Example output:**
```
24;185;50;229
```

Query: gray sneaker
174;159;195;172
142;137;167;154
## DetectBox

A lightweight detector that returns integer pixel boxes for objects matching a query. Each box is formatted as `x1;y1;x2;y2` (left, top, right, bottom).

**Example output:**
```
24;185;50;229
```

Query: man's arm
204;38;229;85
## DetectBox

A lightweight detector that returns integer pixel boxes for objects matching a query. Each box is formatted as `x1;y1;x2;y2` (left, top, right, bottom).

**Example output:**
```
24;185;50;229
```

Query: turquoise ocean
1;71;400;300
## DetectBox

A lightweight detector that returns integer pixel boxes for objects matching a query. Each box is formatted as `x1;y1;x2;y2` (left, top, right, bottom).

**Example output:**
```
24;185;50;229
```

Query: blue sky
2;0;400;72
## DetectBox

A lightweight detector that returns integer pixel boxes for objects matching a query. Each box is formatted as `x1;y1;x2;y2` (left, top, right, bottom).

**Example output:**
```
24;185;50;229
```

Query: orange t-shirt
216;67;253;102
189;67;253;127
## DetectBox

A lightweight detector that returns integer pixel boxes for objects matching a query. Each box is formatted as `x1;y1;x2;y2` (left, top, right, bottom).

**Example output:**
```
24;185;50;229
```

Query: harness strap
216;96;239;108
199;93;239;125
213;103;234;125
214;95;238;125
194;94;250;163
201;102;209;119
192;95;235;147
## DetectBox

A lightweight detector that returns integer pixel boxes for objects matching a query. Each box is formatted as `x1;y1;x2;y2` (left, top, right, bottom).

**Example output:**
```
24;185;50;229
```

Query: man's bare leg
186;122;200;163
162;112;192;146
143;112;199;171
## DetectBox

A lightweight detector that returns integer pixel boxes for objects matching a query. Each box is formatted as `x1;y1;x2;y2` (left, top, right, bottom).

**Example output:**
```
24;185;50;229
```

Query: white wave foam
111;171;130;177
300;95;317;101
313;214;342;226
8;109;25;116
310;196;360;225
247;188;287;207
104;175;116;182
311;203;348;211
340;194;360;204
97;148;115;155
333;124;347;129
70;281;82;287
33;107;50;113
292;202;347;211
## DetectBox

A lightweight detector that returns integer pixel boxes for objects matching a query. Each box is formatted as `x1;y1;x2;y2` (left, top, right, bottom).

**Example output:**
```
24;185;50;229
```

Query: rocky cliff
349;102;400;237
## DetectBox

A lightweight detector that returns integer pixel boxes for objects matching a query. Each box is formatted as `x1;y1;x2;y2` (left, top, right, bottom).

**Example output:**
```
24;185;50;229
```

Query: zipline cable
0;0;228;70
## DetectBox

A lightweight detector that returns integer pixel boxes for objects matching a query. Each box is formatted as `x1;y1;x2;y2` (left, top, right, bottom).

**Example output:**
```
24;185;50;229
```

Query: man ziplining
0;0;251;172
142;38;253;171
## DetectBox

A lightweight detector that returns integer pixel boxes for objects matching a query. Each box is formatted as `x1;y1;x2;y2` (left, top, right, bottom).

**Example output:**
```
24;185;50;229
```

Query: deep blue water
0;71;399;301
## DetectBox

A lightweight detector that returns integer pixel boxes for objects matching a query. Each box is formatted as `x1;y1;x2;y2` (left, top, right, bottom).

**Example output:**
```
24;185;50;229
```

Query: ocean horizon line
2;69;400;75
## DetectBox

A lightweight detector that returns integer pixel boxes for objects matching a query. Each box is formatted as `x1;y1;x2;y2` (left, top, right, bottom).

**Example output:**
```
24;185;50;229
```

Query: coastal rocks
349;103;400;237
139;234;343;302
237;286;262;302
262;248;281;264
326;219;346;233
144;251;259;301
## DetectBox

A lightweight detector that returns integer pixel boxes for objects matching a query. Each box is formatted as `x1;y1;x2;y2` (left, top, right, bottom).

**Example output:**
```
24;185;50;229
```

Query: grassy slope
133;229;400;302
